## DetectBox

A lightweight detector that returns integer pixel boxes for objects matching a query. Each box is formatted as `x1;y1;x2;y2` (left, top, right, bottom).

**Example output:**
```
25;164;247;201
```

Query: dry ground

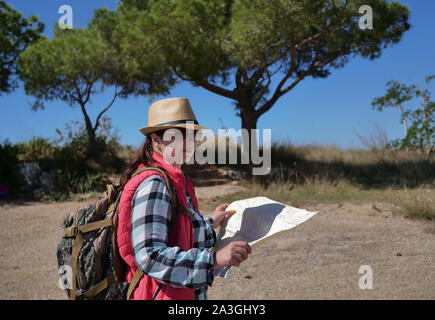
0;184;434;300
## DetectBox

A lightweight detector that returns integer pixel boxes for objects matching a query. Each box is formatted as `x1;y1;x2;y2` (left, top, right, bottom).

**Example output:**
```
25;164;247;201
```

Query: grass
200;178;435;221
393;192;435;221
123;141;435;221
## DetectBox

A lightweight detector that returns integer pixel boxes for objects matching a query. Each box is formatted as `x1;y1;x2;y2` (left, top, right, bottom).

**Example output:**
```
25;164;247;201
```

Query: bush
0;139;26;197
1;117;125;200
44;118;123;198
15;136;56;162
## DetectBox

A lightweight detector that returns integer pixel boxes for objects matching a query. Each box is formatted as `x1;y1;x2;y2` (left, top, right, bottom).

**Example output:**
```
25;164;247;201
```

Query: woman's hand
214;241;251;268
211;203;236;229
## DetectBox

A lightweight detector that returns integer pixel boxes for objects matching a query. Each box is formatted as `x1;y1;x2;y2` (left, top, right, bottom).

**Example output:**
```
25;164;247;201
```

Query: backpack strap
126;165;181;300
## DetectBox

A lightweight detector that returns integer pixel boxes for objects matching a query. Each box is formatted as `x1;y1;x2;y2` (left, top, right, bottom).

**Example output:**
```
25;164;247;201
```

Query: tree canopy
109;0;410;171
117;0;410;133
0;0;44;94
373;76;434;156
18;11;175;158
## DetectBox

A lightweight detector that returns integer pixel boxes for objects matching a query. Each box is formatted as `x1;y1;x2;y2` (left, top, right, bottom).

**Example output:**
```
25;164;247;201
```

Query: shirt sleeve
203;216;217;248
131;175;214;290
188;185;216;249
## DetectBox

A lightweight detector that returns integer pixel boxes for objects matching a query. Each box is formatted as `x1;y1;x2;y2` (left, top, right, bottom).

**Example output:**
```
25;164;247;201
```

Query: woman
116;97;251;300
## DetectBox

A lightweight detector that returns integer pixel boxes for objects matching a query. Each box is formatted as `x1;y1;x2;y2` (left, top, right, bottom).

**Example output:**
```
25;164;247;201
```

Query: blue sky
1;0;434;150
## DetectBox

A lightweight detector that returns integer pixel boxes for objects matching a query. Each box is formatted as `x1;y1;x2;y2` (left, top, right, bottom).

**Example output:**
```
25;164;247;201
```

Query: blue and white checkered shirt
130;174;216;300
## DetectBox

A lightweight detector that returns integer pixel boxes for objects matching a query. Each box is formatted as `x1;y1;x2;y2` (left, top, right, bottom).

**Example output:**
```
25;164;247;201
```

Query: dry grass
115;143;435;221
201;177;434;223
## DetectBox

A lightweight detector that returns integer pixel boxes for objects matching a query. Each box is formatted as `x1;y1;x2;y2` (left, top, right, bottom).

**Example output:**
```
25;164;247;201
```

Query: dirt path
0;187;434;300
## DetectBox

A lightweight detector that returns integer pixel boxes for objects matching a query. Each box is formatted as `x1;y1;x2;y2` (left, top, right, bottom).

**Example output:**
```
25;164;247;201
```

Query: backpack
56;165;182;300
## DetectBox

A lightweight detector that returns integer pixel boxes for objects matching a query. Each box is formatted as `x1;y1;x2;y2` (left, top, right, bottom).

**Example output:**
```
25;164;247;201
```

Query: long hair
118;130;165;191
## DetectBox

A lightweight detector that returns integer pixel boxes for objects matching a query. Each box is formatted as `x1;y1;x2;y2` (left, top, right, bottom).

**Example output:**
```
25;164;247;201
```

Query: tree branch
257;44;348;118
171;66;193;82
172;65;238;100
81;73;97;105
294;2;345;50
194;78;237;100
93;85;119;132
58;81;81;105
251;67;272;108
255;35;300;116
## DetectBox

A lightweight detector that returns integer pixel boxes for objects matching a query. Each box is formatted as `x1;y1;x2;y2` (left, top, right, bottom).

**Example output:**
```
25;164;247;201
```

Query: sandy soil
0;185;434;300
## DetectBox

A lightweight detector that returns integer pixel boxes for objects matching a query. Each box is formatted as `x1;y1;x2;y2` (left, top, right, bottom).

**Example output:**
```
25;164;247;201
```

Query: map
213;196;319;277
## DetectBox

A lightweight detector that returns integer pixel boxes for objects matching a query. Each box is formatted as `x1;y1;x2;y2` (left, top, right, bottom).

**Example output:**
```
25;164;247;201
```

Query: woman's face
151;128;199;166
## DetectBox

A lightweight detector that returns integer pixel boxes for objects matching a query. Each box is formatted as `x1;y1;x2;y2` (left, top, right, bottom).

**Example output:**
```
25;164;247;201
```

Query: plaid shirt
131;174;216;300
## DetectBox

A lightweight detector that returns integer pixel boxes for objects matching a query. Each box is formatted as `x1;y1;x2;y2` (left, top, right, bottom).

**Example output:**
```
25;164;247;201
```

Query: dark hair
119;129;165;191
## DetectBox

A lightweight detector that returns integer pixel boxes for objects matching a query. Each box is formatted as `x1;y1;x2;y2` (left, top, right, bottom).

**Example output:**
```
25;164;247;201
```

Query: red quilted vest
117;152;198;300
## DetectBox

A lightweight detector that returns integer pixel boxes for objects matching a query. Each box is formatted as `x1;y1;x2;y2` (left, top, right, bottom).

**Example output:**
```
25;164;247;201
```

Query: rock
39;171;53;189
396;252;402;256
372;205;382;212
226;170;241;181
18;162;41;186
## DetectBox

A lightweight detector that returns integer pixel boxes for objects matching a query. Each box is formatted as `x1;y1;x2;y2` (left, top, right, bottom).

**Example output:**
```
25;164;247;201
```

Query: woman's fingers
245;243;252;254
212;204;234;228
233;241;252;254
217;203;230;211
230;243;250;266
223;209;237;217
230;253;242;266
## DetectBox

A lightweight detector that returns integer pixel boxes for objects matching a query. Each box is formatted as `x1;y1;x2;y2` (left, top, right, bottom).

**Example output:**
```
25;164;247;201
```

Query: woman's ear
150;132;160;145
150;132;164;155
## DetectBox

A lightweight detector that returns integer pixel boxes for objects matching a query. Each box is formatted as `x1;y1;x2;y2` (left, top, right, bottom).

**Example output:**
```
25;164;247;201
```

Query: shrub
1;117;125;200
0;139;26;197
15;136;56;162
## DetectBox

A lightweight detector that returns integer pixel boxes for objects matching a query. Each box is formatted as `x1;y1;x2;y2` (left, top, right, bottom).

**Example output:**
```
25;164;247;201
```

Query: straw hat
139;97;208;136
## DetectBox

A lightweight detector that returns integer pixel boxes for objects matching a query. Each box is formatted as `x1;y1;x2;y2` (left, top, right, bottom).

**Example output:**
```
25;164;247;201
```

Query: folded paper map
213;196;319;278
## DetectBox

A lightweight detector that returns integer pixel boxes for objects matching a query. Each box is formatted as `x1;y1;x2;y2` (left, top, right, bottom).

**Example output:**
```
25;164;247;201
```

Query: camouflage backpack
56;166;180;300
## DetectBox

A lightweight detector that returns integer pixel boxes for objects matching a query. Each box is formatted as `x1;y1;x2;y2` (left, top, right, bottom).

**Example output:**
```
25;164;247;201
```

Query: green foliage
18;26;115;108
53;117;124;173
0;139;26;196
118;0;410;171
372;80;415;112
373;75;435;156
119;0;410;107
89;7;176;97
47;117;123;197
18;15;174;158
15;136;56;162
0;0;44;94
0;117;124;200
47;147;109;199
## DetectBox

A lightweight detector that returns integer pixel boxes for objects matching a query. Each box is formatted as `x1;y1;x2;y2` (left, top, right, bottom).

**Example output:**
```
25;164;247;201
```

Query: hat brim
139;123;209;136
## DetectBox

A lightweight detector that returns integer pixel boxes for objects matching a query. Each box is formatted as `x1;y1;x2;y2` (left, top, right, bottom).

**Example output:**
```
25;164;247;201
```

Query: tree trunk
240;108;259;176
86;126;99;159
80;103;99;159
